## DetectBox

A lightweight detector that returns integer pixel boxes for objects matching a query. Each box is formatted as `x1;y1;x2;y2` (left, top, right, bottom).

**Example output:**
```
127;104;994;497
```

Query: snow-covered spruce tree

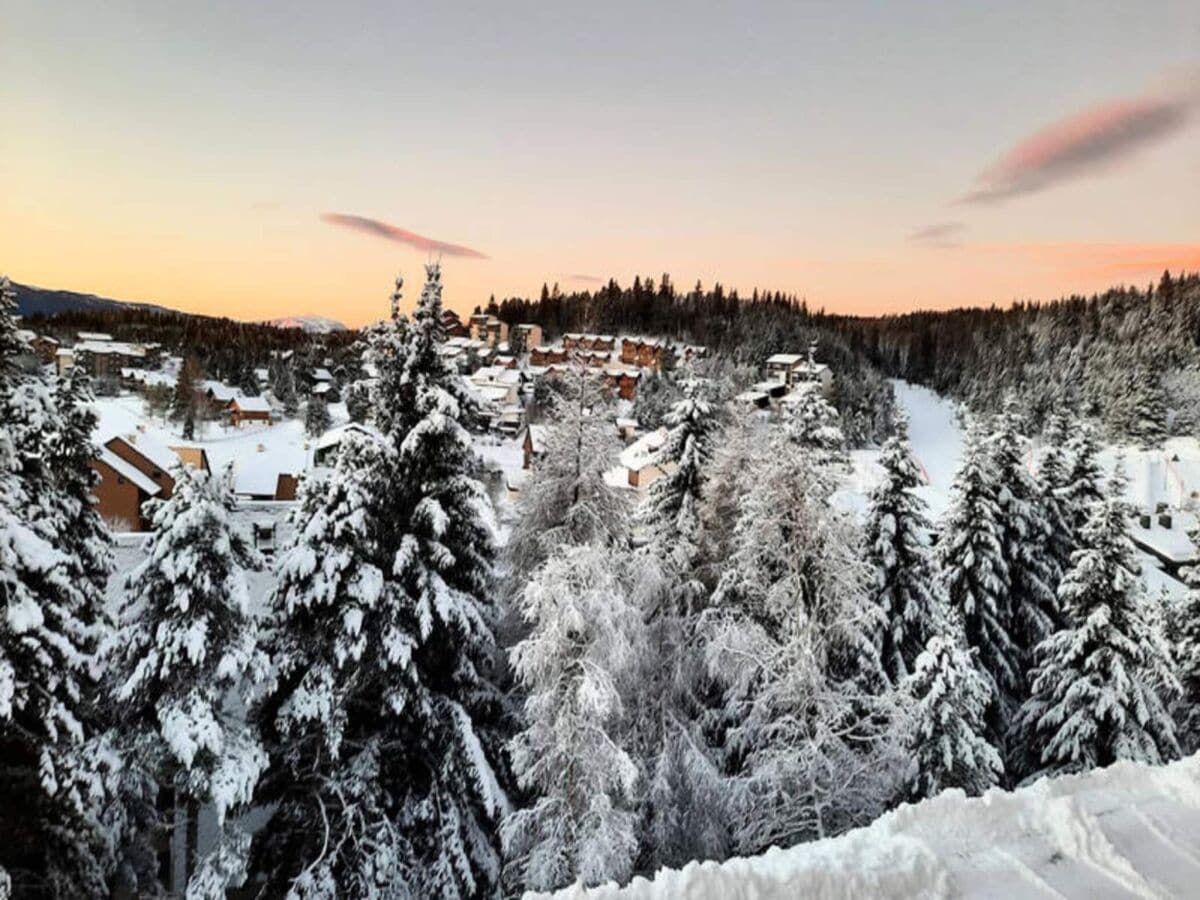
503;543;643;893
1014;471;1180;781
270;359;300;418
635;380;730;871
1035;414;1076;586
345;380;371;424
304;391;332;437
507;362;629;589
782;385;846;467
0;275;113;897
111;464;267;898
252;265;509;899
938;418;1018;736
863;411;945;684
989;397;1059;673
708;430;899;853
1126;368;1168;450
1062;422;1106;535
1174;541;1200;754
903;628;1004;801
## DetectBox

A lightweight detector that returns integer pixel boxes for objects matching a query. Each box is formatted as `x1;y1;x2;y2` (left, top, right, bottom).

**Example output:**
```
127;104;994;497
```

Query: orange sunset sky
2;2;1198;327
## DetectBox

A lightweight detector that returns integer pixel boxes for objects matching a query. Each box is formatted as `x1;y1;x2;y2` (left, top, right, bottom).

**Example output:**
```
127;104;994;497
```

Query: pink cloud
979;241;1200;279
962;85;1195;204
321;213;489;259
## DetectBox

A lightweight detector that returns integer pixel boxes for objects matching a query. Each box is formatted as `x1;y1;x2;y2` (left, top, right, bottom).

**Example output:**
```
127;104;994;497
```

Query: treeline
493;275;896;445
24;305;358;388
833;270;1200;445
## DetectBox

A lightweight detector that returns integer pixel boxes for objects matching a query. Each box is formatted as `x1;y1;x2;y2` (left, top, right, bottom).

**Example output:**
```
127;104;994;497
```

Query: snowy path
534;754;1200;900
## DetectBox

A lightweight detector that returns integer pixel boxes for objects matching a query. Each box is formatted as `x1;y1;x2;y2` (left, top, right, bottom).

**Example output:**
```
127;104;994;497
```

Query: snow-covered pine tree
252;265;508;899
903;628;1004;801
507;363;628;588
1014;471;1180;781
939;418;1018;735
1126;368;1168;450
863;411;945;684
989;397;1059;672
1062;422;1106;534
172;354;200;440
782;385;846;466
1174;540;1200;754
269;359;299;418
708;429;898;853
502;543;643;892
111;464;267;898
304;391;332;437
345;380;371;423
635;380;730;870
0;275;113;897
1035;414;1076;586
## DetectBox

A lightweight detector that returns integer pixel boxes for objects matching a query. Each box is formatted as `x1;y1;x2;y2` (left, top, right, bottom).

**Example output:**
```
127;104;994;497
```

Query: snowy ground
534;753;1200;900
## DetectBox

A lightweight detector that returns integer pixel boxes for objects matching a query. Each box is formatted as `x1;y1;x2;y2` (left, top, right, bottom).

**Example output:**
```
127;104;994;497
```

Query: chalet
200;380;238;405
561;333;585;352
313;422;383;467
635;338;666;369
310;367;334;386
619;427;673;492
234;446;306;501
55;348;75;376
602;368;641;401
765;347;833;390
228;395;273;426
468;314;508;347
495;355;517;369
530;346;568;366
521;424;549;469
511;323;543;350
441;309;468;337
91;446;162;531
104;434;177;499
73;340;149;379
765;353;805;383
29;334;59;363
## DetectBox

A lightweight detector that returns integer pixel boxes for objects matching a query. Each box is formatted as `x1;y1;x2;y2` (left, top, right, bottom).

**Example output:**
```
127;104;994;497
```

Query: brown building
91;434;181;531
105;435;177;499
520;425;548;470
603;369;641;401
530;346;568;366
29;335;59;363
228;396;273;427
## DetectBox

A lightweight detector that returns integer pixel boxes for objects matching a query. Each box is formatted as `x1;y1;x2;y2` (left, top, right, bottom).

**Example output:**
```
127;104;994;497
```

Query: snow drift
533;753;1200;899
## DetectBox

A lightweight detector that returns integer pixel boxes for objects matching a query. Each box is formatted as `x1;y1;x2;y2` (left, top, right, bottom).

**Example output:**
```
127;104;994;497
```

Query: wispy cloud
907;221;966;248
961;76;1197;205
321;213;489;259
563;273;603;284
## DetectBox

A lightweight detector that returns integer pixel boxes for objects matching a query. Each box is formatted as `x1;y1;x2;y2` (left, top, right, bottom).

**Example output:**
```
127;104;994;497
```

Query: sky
2;1;1198;326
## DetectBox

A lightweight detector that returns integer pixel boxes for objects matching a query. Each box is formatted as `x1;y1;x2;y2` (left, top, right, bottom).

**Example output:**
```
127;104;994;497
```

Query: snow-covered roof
96;446;162;496
77;331;113;342
311;383;331;395
620;427;668;471
779;382;822;403
254;368;270;382
234;447;307;497
56;348;74;358
475;384;512;404
735;390;769;403
766;353;805;365
111;433;179;473
311;367;334;382
201;380;238;402
471;366;521;386
1129;512;1197;565
75;340;145;357
523;424;549;453
315;422;383;451
16;329;36;343
231;395;272;413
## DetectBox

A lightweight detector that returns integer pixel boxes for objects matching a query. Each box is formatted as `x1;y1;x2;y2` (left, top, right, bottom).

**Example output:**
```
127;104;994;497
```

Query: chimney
257;443;266;453
1159;512;1173;529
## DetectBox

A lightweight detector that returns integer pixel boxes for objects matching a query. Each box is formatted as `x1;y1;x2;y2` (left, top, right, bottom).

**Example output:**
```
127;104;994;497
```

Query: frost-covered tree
864;412;944;684
636;381;730;870
1014;473;1179;781
939;419;1017;734
507;364;628;588
270;359;299;418
903;629;1004;800
990;398;1059;668
1174;544;1200;754
1062;422;1106;535
304;391;332;437
252;266;508;899
0;274;113;897
111;465;267;897
345;380;371;424
708;430;898;852
1035;414;1076;585
1125;368;1168;450
782;386;845;464
172;354;201;440
503;544;643;892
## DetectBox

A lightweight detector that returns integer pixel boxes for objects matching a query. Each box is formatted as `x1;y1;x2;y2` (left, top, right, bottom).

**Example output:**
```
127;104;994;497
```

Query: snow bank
532;754;1200;899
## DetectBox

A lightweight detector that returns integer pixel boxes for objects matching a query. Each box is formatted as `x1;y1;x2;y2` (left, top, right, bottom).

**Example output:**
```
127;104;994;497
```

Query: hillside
534;754;1200;900
9;281;173;317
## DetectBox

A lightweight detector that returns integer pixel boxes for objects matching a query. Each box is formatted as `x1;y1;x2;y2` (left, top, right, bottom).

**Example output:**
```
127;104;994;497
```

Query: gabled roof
767;353;805;365
522;424;549;452
315;422;383;451
311;367;334;382
77;331;113;342
235;446;307;497
96;446;162;496
109;433;179;473
620;427;668;471
201;380;238;402
231;395;272;413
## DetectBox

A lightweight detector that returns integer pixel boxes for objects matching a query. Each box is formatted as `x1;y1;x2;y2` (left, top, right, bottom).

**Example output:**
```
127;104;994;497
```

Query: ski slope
533;753;1200;900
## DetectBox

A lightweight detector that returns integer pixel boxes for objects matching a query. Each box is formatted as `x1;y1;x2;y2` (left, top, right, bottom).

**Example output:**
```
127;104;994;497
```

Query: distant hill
10;281;173;317
264;315;348;334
